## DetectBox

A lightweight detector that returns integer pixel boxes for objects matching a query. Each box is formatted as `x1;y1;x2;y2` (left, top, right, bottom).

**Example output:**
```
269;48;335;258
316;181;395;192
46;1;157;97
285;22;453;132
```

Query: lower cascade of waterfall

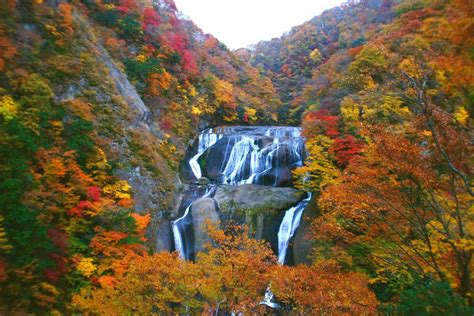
171;204;191;260
171;186;215;260
277;193;312;264
172;126;310;266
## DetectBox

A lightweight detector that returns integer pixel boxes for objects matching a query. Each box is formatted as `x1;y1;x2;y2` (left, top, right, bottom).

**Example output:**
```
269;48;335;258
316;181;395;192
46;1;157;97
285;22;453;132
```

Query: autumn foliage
72;223;378;314
0;0;472;314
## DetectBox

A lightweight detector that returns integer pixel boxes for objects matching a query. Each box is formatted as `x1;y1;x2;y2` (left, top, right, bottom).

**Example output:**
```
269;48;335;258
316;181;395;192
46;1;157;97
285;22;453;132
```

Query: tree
196;222;276;314
301;109;340;139
293;135;341;192
329;134;364;168
58;3;74;34
72;252;201;314
318;124;473;302
271;261;378;314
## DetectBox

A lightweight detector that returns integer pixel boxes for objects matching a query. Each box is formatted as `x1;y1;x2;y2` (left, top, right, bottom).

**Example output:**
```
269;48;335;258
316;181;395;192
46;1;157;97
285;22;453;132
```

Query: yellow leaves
86;148;111;183
309;48;323;62
32;282;60;308
421;130;432;137
454;106;469;126
293;135;341;191
103;180;132;200
135;54;147;62
340;94;410;125
0;95;18;121
435;69;447;85
187;84;197;97
244;107;257;123
399;58;419;78
380;95;411;119
223;113;238;122
212;76;237;112
0;216;12;253
77;257;97;277
340;96;362;123
49;120;63;137
191;106;202;116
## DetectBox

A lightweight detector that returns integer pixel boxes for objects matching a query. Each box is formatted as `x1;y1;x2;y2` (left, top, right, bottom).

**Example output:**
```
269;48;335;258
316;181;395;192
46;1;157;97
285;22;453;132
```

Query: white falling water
187;126;305;185
277;193;312;264
171;204;191;260
189;130;222;180
221;137;256;184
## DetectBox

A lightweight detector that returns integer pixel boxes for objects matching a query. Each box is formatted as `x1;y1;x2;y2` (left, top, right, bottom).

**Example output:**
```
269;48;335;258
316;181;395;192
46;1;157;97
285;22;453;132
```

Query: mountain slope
0;0;281;311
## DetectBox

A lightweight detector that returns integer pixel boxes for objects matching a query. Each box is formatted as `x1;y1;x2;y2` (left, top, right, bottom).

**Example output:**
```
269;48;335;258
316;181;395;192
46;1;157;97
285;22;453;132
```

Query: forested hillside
0;0;472;314
243;0;473;311
0;0;280;311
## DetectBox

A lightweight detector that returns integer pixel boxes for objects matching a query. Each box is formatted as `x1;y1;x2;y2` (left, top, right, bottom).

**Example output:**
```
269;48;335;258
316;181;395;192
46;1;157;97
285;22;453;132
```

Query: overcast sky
174;0;346;49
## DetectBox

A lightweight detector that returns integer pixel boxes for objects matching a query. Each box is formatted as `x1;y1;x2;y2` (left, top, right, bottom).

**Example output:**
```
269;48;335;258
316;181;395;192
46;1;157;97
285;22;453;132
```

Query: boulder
197;177;210;186
214;184;306;252
258;167;293;187
214;184;305;215
191;198;220;254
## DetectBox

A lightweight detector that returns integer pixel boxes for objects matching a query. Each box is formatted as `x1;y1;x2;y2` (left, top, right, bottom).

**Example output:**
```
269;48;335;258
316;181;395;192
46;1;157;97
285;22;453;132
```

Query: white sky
174;0;346;49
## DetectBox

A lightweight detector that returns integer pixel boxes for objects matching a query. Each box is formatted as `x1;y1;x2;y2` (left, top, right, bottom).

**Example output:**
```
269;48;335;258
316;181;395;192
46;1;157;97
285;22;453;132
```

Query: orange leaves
0;28;16;71
25;148;93;216
130;213;150;234
271;262;378;315
72;252;199;314
193;223;275;314
90;229;129;257
97;275;115;288
63;98;93;121
58;3;74;34
72;224;379;315
147;70;173;96
74;224;275;314
317;121;474;298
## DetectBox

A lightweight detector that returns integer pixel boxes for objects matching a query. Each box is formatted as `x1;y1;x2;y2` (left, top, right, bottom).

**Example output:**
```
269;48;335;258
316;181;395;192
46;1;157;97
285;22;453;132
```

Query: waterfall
189;129;223;180
171;204;191;260
176;126;310;266
277;193;312;264
186;126;305;186
171;186;216;260
173;126;312;311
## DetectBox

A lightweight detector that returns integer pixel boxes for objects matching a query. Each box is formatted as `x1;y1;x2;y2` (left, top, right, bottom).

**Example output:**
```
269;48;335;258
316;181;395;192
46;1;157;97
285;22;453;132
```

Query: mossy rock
214;184;305;216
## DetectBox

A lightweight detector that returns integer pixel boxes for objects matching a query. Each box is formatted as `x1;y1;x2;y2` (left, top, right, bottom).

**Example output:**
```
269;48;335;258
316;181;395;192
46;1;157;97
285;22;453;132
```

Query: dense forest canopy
0;0;472;314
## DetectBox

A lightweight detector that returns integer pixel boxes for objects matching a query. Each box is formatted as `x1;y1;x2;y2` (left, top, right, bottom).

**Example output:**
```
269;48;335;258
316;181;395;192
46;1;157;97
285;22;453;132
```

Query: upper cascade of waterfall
186;126;306;187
